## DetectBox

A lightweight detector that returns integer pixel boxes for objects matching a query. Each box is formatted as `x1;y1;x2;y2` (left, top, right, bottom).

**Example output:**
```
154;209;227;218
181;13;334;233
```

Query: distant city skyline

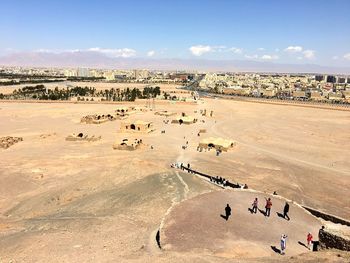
1;0;350;70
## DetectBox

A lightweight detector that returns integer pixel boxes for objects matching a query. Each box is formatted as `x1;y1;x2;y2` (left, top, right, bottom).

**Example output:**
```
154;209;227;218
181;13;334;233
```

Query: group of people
251;197;290;219
223;201;315;256
210;176;229;187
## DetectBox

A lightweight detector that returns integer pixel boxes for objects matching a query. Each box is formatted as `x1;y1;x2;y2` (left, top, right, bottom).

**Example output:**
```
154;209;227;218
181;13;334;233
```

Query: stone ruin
319;225;350;251
81;114;116;124
113;138;144;151
0;136;23;149
154;110;176;117
120;120;155;133
65;133;101;142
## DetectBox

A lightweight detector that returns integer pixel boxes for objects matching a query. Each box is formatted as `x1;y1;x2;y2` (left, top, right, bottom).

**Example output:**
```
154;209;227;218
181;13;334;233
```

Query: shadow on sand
298;241;308;249
258;208;266;216
271;245;281;254
220;214;228;220
277;212;285;218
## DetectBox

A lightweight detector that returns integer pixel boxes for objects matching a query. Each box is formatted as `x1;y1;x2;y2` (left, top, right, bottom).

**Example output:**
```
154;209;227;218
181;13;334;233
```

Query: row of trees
1;85;161;102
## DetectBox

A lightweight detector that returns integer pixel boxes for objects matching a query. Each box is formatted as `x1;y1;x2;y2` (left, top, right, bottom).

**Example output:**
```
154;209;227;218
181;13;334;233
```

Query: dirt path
147;171;190;254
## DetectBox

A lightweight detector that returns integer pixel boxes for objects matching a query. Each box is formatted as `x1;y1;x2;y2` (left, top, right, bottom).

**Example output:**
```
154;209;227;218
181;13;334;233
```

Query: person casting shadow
221;204;231;220
283;202;290;220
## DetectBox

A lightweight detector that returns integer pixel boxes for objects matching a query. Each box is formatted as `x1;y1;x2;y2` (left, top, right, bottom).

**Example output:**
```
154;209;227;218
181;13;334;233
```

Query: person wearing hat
280;234;288;255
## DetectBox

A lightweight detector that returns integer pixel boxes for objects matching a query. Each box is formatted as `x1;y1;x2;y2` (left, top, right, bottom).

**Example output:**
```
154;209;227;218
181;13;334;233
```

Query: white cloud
257;47;265;51
88;47;136;58
303;50;315;59
213;45;227;50
332;56;339;60
344;53;350;60
189;45;212;56
147;50;155;57
35;49;54;53
284;46;303;53
245;54;258;59
229;47;243;54
261;54;279;60
189;45;243;56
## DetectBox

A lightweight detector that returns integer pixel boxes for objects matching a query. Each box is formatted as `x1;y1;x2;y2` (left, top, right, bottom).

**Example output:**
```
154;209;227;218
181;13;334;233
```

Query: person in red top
307;232;313;250
265;198;272;217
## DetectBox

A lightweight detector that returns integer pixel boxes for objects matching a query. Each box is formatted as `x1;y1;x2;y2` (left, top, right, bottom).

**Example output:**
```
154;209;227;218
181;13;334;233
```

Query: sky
1;0;350;67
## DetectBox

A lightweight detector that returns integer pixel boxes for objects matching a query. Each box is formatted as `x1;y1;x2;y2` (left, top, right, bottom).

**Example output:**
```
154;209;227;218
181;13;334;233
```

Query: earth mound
161;189;322;259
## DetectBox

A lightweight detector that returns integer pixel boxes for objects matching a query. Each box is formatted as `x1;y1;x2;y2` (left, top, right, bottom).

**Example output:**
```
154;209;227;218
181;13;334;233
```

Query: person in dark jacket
225;204;231;220
283;202;290;220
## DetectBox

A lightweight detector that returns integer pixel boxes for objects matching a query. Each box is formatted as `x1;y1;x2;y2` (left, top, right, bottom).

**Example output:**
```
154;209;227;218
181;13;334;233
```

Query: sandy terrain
0;97;349;262
162;190;322;258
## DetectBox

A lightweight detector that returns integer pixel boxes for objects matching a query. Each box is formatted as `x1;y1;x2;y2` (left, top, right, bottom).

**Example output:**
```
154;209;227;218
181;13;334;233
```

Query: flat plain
0;95;349;262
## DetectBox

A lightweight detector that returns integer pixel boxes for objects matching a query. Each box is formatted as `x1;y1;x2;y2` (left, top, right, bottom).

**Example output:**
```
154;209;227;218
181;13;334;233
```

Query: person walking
283;202;290;220
265;198;272;217
307;232;313;250
252;198;258;214
225;204;231;221
280;234;288;255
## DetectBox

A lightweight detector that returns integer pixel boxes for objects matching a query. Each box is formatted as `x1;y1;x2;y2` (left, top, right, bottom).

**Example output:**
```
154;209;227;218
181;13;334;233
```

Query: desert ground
0;96;349;262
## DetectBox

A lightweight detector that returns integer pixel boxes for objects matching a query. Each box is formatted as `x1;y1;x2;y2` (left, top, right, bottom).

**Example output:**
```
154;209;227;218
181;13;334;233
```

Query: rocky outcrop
0;136;23;149
319;228;350;251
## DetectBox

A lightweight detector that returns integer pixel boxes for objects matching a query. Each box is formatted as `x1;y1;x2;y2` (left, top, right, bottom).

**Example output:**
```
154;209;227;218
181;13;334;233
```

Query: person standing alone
280;234;288;255
224;204;231;221
283;202;290;220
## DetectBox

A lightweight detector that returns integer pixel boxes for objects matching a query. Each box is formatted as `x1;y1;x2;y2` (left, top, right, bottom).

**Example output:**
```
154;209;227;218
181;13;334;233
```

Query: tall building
133;69;149;80
103;71;115;81
64;69;78;77
77;68;91;77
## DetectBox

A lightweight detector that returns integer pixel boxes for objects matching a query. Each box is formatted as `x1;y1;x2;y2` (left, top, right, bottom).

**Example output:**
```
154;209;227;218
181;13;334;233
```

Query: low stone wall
319;229;350;251
302;206;350;227
182;166;241;188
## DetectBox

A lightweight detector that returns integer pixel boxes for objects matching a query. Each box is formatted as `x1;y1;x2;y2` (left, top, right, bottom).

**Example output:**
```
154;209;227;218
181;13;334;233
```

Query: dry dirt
0;96;349;262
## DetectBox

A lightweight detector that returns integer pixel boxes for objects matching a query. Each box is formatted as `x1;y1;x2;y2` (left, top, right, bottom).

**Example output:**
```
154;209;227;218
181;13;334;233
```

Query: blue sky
1;0;350;66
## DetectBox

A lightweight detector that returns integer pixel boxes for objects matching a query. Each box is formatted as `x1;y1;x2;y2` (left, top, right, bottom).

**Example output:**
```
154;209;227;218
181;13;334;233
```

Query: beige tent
199;137;236;152
120;120;155;133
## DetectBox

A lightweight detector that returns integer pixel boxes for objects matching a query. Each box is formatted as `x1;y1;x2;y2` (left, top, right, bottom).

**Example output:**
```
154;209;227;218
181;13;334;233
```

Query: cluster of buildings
0;66;62;76
0;66;196;84
62;68;194;83
198;73;350;103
